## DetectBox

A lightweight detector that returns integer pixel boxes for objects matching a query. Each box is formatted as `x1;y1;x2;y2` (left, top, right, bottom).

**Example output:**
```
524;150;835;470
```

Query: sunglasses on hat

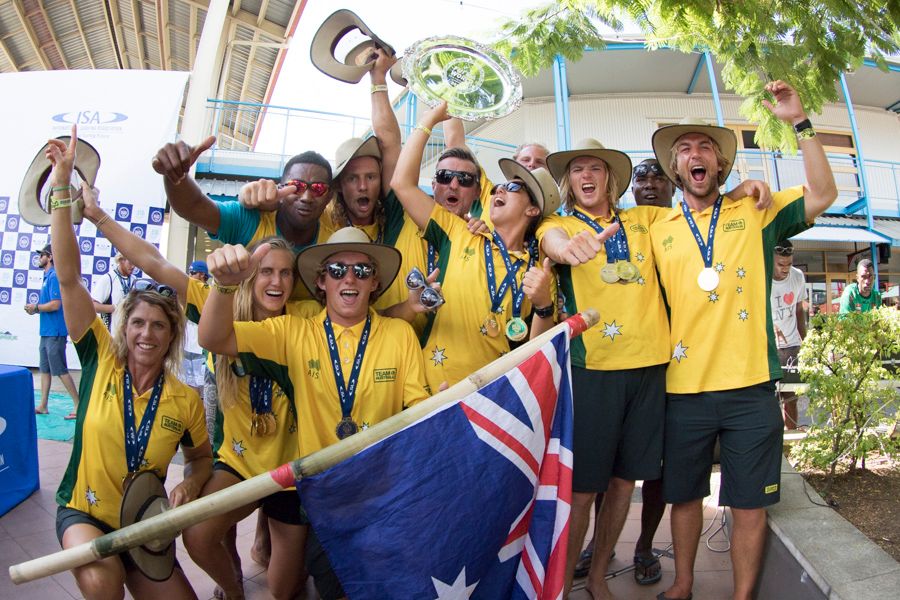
132;279;177;298
279;179;331;198
405;267;445;310
774;246;794;256
632;163;666;179
323;262;376;281
434;169;477;188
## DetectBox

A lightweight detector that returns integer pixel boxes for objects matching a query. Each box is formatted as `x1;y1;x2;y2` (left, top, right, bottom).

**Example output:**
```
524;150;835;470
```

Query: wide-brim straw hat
119;471;175;581
498;159;561;217
333;137;382;180
546;138;632;199
296;227;401;298
18;135;99;226
310;9;406;86
651;117;737;188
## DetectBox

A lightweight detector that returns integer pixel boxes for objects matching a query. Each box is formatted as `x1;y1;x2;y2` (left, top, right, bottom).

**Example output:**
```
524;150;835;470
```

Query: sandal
635;554;662;585
64;412;78;420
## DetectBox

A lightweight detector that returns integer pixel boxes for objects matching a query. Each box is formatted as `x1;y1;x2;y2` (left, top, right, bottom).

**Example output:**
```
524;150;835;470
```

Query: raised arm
370;48;402;192
390;102;452;229
443;118;468;150
81;186;189;298
151;136;221;234
762;80;838;221
199;243;271;356
46;126;98;340
540;223;620;266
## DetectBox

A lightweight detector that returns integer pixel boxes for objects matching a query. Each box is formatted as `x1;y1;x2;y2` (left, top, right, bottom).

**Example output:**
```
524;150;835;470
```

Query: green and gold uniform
57;318;207;528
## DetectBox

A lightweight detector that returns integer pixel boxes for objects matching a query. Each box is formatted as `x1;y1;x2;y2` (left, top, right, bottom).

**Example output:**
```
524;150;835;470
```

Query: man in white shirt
90;252;136;332
771;240;807;429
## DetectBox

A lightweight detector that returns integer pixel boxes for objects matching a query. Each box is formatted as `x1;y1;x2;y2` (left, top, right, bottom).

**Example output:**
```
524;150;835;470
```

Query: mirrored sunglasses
279;179;331;198
434;169;477;188
324;262;376;281
632;163;666;179
490;181;525;195
774;246;794;256
132;279;177;298
404;267;445;310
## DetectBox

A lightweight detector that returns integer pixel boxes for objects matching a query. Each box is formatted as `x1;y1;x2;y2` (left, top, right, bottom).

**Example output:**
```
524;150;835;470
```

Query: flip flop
35;408;49;415
64;413;78;420
634;554;662;585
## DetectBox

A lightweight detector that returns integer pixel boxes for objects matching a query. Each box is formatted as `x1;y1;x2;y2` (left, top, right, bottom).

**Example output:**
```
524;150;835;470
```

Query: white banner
0;70;189;368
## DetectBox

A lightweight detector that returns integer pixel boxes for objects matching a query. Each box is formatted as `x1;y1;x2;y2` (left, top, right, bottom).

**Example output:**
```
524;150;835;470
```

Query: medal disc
505;317;528;342
336;417;359;440
697;267;719;291
600;263;620;284
615;261;639;283
484;315;500;337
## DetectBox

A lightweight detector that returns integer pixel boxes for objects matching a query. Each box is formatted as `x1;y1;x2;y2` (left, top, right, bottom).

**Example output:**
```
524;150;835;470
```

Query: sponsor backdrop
0;70;188;367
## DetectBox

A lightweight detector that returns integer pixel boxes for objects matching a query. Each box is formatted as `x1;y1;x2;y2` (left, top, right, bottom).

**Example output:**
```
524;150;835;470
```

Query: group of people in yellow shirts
43;46;837;600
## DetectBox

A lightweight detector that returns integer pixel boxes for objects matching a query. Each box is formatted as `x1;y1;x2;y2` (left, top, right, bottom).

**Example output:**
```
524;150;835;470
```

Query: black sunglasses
632;163;666;179
132;279;177;298
490;181;525;195
323;262;376;281
774;246;794;256
405;267;445;310
434;169;477;188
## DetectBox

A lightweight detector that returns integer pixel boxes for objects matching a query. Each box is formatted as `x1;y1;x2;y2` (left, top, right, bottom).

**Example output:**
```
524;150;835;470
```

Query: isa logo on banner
27;291;39;305
0;197;8;213
12;270;27;289
4;215;18;232
93;257;109;275
17;234;31;251
0;251;14;268
149;207;164;226
116;204;132;222
0;288;10;305
130;224;146;239
79;237;94;255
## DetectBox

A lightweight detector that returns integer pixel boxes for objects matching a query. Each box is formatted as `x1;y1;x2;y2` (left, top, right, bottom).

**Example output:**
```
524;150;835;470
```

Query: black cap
35;243;52;256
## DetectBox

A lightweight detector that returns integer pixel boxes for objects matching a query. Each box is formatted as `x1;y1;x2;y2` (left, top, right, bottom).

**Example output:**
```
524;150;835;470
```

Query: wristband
533;304;554;318
51;185;72;192
50;196;73;210
371;84;388;94
793;118;812;133
414;124;432;137
94;214;110;228
793;118;816;141
212;281;239;295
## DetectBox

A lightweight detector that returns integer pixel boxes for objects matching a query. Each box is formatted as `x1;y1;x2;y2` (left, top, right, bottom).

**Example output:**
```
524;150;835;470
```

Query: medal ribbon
572;210;630;263
249;375;273;415
680;195;723;269
426;241;436;276
324;314;371;420
484;233;533;318
123;369;164;474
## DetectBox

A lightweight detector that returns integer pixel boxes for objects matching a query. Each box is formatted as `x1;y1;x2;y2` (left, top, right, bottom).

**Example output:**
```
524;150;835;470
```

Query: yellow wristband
50;196;72;210
415;124;432;137
212;281;239;295
371;84;388;94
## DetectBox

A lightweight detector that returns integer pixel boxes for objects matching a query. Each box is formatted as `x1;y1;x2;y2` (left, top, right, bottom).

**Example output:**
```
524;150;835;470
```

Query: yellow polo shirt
537;205;670;370
233;308;428;456
420;204;543;390
57;318;207;528
650;187;809;393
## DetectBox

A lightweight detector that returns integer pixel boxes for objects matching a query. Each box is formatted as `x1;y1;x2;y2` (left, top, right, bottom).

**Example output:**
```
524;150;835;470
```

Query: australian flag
298;329;574;599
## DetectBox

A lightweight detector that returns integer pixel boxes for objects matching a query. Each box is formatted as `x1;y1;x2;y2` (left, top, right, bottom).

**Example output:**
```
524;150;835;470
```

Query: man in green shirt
839;259;882;313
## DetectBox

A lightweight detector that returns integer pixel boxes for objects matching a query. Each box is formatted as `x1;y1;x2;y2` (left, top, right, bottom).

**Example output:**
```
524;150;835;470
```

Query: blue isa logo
27;291;39;304
51;111;128;125
93;257;109;274
130;224;146;239
149;207;164;226
0;250;14;268
0;197;8;213
13;270;28;288
81;276;91;290
17;233;31;250
30;253;41;269
0;288;10;304
80;237;94;254
116;204;132;222
5;215;19;231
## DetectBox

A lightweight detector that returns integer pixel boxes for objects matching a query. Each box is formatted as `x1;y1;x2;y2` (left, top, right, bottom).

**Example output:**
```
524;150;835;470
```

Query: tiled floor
1;438;736;599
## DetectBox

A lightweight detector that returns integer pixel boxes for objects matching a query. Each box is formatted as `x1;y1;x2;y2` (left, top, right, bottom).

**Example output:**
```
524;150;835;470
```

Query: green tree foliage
493;1;900;151
791;308;900;495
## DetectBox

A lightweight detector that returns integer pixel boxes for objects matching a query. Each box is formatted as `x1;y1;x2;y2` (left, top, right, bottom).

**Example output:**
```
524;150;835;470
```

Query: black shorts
571;364;666;493
305;526;345;600
213;462;304;525
662;381;783;508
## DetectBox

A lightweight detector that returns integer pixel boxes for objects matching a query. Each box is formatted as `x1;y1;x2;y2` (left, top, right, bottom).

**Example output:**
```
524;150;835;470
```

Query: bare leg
574;492;605;577
634;479;665;583
251;509;272;568
585;478;634;600
565;491;596;598
63;523;127;600
780;393;799;430
59;372;80;413
661;499;702;600
266;520;308;599
730;507;767;600
36;372;51;413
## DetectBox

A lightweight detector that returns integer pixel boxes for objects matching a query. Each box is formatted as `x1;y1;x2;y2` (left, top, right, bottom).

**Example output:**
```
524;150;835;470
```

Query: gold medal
484;315;500;337
600;263;620;284
615;260;639;283
336;417;359;439
505;317;528;342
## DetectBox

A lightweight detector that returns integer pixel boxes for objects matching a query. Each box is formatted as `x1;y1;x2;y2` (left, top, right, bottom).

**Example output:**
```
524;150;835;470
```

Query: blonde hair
558;158;620;213
215;237;297;410
668;135;732;187
111;291;185;378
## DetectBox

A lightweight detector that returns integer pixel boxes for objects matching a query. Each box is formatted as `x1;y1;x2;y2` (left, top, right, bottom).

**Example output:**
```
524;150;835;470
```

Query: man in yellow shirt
199;227;429;600
650;80;837;600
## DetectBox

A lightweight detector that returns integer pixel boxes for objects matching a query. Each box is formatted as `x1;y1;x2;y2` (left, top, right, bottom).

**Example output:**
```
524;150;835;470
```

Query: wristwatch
793;118;816;141
533;304;554;318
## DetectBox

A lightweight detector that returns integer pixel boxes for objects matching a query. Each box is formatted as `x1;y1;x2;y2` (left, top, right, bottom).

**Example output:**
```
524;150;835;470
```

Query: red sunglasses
279;179;331;198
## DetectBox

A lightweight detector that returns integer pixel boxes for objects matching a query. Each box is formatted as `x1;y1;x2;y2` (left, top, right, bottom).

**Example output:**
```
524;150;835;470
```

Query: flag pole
10;309;598;584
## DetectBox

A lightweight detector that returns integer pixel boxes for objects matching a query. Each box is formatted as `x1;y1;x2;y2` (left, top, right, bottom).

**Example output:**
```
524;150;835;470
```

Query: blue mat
33;391;77;441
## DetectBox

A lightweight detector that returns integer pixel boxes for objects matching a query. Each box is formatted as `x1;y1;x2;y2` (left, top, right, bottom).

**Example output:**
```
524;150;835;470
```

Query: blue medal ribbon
680;195;723;268
324;314;372;420
249;375;273;415
426;241;436;276
571;210;630;263
123;369;164;474
484;232;534;319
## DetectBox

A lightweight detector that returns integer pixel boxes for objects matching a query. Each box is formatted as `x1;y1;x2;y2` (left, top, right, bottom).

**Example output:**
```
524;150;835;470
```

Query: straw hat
498;159;560;217
545;138;632;199
296;227;401;298
119;471;175;581
310;9;406;86
18;135;99;226
333;137;382;180
651;117;737;188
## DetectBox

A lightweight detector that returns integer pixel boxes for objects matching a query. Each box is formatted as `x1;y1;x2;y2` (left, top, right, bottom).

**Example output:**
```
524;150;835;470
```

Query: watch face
401;36;523;121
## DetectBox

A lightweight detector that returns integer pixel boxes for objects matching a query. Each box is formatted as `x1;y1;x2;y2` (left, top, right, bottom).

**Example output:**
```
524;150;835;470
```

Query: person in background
839;258;882;313
91;252;137;331
771;240;807;430
27;243;80;419
182;260;209;398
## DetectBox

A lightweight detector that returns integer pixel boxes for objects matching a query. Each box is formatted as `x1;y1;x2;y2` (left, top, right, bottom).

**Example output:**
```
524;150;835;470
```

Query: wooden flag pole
10;309;598;584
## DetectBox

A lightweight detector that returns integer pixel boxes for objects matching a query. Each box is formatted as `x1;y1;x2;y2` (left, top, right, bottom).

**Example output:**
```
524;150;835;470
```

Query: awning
791;226;891;243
